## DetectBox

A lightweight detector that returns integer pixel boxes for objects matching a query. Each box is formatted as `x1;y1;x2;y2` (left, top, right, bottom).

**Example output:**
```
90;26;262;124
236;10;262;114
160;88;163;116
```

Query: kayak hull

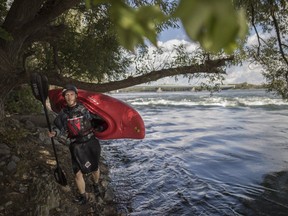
48;89;145;140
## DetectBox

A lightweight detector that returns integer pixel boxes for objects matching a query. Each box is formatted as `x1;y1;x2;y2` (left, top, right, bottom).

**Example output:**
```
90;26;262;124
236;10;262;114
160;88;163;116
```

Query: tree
0;0;247;118
235;0;288;99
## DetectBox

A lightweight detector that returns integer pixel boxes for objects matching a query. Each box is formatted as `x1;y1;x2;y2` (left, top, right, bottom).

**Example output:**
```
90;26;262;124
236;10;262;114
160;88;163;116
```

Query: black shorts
69;137;101;174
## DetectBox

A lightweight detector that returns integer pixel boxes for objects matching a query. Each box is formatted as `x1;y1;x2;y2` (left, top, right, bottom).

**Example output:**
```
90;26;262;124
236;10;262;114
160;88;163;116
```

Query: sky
150;26;266;85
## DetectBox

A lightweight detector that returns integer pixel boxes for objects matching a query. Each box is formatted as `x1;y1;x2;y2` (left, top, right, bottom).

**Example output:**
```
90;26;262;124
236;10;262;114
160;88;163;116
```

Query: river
102;89;288;216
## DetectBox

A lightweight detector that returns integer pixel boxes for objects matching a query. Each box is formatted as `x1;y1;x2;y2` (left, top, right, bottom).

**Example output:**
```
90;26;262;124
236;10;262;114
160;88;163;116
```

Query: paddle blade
30;73;42;101
30;73;49;103
41;74;49;102
54;166;67;186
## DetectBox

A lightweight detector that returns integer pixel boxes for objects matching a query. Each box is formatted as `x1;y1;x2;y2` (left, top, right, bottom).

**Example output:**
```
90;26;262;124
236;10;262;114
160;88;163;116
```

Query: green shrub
5;85;42;114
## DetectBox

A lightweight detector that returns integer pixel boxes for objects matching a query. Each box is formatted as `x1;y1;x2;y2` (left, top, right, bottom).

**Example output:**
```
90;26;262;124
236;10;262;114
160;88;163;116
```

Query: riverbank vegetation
0;1;287;117
0;0;246;119
116;82;267;93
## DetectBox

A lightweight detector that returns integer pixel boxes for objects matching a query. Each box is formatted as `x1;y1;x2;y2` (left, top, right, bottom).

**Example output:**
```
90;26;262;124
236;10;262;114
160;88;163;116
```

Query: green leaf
91;0;110;5
85;0;91;8
174;0;248;53
110;3;167;50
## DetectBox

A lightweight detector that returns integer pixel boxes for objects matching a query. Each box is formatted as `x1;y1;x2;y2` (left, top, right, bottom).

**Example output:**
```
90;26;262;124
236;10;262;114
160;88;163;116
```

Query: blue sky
154;27;265;85
158;24;189;42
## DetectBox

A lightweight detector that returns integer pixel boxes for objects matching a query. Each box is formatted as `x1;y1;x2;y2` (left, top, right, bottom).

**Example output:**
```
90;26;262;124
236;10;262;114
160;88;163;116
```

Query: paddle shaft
30;73;67;186
42;101;60;166
43;100;67;186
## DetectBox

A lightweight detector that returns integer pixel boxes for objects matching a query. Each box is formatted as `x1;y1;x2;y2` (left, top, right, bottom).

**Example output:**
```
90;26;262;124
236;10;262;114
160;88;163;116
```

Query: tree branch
19;0;81;39
51;43;63;73
46;57;233;92
24;24;67;45
2;0;45;33
269;0;288;84
250;4;261;56
3;0;80;40
270;8;288;65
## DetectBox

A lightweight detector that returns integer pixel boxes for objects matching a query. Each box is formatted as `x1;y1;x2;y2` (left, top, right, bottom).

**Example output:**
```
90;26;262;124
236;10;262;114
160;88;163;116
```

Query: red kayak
48;89;145;140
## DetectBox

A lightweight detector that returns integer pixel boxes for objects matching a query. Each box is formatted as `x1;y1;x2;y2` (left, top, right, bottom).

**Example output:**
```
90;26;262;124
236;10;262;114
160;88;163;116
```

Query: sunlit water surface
102;89;288;216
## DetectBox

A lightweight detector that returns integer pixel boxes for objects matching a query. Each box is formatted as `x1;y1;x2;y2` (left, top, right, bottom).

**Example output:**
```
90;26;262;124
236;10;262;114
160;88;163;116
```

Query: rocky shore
0;114;118;216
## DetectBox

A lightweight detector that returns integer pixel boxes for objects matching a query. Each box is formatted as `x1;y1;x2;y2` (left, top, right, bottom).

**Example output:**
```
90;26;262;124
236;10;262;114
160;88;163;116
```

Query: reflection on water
102;90;288;215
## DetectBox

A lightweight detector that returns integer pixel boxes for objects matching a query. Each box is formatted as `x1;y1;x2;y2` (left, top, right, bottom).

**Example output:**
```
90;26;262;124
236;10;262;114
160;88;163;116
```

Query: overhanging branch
24;24;67;45
19;0;81;39
3;0;45;33
46;56;233;92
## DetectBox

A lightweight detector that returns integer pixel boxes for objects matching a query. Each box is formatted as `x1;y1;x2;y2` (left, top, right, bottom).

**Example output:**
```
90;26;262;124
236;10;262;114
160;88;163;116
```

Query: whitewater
102;89;288;216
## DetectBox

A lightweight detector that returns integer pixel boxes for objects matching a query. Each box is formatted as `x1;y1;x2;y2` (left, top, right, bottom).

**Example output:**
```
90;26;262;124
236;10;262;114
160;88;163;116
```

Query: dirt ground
0;114;120;216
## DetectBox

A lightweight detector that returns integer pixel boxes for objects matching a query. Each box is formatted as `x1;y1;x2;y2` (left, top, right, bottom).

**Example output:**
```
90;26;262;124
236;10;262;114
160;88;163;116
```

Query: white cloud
247;31;272;47
157;39;197;52
149;39;266;85
136;40;198;72
225;62;265;84
135;27;268;86
153;26;269;85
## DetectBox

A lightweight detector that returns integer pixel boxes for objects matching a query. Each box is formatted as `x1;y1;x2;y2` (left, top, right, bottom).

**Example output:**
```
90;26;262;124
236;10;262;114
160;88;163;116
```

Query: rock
15;114;49;128
38;131;47;142
0;148;10;155
5;201;13;207
103;205;118;216
7;161;17;171
38;129;57;145
11;155;20;163
19;183;28;193
64;204;79;215
8;118;21;128
22;173;29;180
0;143;10;150
101;179;109;188
44;138;53;145
104;187;114;202
60;185;71;193
24;120;35;130
0;155;9;163
0;116;119;216
32;178;61;216
0;143;10;155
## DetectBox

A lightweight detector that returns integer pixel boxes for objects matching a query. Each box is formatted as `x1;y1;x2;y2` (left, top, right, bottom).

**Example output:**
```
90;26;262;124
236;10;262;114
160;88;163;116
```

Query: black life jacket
63;103;93;138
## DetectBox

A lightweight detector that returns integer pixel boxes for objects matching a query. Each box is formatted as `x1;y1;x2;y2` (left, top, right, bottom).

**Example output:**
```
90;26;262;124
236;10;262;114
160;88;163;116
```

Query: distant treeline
233;82;266;89
115;82;266;93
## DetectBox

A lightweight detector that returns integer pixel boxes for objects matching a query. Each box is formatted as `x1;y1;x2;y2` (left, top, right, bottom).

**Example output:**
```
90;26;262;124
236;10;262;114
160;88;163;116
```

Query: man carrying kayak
48;84;102;205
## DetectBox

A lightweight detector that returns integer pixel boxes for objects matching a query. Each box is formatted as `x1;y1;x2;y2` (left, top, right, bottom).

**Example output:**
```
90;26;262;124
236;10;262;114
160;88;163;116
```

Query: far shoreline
113;83;266;93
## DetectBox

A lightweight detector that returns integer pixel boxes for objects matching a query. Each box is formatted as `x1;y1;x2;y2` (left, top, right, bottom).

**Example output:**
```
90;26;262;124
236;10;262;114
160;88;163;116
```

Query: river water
102;89;288;216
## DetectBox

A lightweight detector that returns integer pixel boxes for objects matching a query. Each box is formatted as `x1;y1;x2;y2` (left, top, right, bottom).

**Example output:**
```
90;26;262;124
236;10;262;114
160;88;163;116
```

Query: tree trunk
0;99;4;120
0;0;82;120
0;47;26;120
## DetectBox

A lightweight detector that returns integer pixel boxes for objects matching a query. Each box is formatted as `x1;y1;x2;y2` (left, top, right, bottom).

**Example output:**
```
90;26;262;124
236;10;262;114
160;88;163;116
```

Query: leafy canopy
234;0;288;99
86;0;248;53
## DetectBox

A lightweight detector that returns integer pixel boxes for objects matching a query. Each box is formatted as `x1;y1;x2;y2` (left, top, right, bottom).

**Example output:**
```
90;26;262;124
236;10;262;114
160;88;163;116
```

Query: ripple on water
105;91;288;215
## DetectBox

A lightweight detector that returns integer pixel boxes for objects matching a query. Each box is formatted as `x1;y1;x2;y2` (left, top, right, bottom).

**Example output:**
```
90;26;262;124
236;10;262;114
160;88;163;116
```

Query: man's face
64;90;77;107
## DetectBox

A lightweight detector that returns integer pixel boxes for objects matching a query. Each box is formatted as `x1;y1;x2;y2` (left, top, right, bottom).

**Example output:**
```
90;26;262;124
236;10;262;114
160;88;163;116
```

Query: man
48;84;102;205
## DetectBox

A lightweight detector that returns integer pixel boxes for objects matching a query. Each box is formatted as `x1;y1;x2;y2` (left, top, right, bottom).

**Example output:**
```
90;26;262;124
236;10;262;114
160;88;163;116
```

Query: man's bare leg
74;170;88;204
75;170;86;194
91;169;100;195
91;168;100;184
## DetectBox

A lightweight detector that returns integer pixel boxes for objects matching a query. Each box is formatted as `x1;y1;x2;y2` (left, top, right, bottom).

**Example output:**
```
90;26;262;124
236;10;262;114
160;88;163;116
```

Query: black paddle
30;73;67;186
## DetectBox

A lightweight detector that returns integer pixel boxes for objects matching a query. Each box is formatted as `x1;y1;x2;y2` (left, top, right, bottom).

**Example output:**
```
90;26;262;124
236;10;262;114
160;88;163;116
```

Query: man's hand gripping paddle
30;73;67;186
